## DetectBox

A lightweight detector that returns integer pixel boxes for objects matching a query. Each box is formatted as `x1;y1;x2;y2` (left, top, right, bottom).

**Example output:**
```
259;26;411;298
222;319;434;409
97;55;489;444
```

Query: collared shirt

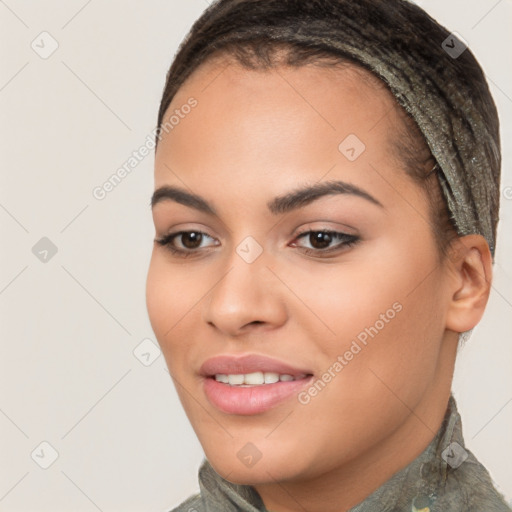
170;394;511;511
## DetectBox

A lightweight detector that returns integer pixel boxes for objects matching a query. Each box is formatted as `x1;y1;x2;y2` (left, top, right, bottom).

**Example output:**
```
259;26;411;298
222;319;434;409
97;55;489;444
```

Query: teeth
245;372;264;385
214;372;305;386
228;374;244;385
265;372;280;384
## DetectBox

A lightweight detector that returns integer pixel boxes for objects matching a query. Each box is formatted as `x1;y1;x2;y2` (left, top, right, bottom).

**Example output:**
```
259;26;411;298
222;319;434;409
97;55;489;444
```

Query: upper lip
200;354;313;377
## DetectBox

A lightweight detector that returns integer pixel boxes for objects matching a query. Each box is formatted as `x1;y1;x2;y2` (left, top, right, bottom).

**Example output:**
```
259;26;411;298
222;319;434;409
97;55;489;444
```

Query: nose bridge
202;236;284;333
217;232;269;291
212;237;269;310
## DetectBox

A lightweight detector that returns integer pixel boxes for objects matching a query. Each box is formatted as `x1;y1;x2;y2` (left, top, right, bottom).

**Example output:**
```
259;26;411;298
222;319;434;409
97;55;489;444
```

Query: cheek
145;253;198;370
265;253;445;468
286;240;444;390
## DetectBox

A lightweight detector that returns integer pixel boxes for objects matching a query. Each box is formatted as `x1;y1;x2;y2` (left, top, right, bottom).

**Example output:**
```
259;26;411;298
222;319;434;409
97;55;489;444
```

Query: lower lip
203;376;313;415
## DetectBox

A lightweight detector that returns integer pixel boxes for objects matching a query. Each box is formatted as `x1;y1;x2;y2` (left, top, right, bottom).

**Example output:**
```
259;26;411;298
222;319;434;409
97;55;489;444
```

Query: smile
200;354;314;415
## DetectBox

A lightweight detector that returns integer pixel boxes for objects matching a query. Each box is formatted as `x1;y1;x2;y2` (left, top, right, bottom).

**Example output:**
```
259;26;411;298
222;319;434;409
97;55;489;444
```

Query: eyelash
154;229;360;259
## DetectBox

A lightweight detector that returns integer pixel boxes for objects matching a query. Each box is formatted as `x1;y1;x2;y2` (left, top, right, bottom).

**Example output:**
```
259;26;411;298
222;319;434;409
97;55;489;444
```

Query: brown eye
154;230;218;257
308;231;334;250
179;232;203;249
292;229;360;257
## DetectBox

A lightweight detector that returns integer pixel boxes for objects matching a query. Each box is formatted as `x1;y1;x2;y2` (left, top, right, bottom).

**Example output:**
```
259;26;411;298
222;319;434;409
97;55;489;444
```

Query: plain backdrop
0;1;511;510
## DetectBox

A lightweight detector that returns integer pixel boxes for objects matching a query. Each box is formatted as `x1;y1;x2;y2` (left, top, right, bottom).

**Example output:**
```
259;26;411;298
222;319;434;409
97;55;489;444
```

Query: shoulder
166;492;203;512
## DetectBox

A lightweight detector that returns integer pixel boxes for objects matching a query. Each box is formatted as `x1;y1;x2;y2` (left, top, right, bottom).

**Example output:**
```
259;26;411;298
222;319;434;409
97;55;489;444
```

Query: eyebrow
150;180;384;216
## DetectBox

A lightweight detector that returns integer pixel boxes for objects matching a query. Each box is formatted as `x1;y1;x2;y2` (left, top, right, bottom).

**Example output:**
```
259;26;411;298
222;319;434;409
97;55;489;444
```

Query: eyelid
155;222;218;240
292;222;359;237
156;228;218;248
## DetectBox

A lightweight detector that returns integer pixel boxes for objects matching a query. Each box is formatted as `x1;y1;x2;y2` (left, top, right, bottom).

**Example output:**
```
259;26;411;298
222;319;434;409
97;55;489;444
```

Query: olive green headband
340;23;502;258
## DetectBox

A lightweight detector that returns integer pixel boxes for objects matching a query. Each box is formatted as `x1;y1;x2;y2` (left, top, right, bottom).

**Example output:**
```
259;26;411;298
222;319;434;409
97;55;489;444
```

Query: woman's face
146;57;458;485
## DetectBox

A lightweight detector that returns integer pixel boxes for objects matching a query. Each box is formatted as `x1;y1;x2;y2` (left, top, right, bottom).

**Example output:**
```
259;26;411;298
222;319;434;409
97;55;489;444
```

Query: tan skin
146;56;492;512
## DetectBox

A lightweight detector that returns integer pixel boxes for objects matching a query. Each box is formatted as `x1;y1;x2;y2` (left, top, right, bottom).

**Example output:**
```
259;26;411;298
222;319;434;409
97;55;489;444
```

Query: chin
209;458;294;486
203;441;313;486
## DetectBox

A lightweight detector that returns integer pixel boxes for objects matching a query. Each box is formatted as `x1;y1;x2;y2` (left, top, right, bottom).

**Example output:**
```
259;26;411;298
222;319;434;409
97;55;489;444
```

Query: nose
201;250;287;337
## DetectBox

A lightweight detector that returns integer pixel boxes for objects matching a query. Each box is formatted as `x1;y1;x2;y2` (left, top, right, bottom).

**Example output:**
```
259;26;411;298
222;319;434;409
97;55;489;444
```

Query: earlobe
445;235;493;334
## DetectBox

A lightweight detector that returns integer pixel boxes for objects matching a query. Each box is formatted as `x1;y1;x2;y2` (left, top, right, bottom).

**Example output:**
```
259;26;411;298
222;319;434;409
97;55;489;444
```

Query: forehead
154;57;409;203
169;54;396;122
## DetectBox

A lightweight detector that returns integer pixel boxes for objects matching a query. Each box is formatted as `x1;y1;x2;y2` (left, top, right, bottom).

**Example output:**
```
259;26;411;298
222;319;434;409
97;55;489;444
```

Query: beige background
1;1;511;510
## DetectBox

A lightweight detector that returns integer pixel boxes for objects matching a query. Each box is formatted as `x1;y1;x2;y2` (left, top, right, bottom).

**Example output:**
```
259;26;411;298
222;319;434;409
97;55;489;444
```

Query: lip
200;354;314;415
200;353;312;377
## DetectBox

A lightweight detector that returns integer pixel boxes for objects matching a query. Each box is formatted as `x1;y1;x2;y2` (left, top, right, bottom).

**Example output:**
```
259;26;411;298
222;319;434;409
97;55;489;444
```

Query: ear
445;234;493;333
